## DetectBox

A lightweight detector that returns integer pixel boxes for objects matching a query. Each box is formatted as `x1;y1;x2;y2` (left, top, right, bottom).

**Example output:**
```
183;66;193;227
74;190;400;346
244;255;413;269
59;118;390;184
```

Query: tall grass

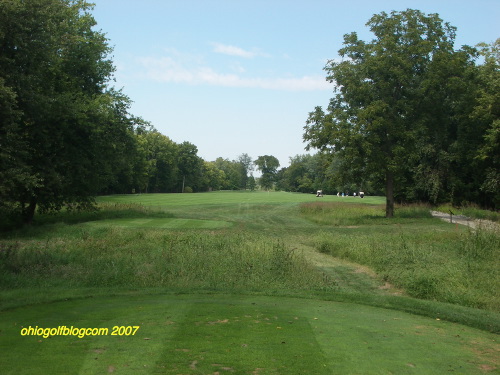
308;204;500;311
436;202;500;223
256;199;499;311
1;193;498;328
300;202;385;226
0;227;334;293
300;202;433;226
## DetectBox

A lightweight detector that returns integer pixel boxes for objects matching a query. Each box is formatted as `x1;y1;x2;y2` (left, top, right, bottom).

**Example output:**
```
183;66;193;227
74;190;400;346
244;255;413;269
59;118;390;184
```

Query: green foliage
254;155;280;190
1;191;499;336
473;39;500;207
0;0;136;223
303;9;498;213
276;154;327;193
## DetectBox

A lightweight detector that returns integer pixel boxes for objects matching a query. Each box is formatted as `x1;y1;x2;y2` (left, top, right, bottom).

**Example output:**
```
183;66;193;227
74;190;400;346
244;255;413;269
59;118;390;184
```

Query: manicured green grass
97;190;385;207
1;294;498;375
1;191;499;374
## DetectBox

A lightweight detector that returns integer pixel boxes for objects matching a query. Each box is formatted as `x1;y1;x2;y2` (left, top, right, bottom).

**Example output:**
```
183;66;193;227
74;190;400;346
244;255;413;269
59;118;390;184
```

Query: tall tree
214;158;241;190
254;155;280;190
200;161;226;191
304;9;475;217
177;142;203;192
141;130;179;193
473;39;500;208
0;0;134;223
237;153;254;189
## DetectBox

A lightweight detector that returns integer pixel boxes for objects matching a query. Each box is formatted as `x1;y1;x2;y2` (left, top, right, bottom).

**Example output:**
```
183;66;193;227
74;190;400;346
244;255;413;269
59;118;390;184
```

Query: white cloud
138;55;330;91
211;42;259;58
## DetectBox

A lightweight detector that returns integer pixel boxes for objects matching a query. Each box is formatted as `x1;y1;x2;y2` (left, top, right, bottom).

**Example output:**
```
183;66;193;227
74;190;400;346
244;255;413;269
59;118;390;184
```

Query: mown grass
2;294;497;375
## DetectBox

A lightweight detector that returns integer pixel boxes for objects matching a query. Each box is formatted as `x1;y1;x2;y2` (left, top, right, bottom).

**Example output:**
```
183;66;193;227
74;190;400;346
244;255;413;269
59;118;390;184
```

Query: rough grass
0;228;333;293
1;192;499;323
306;204;500;311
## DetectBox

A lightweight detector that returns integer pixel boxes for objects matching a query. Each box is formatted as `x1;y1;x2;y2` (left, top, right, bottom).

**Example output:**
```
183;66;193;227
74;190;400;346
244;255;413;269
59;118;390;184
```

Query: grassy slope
0;191;499;374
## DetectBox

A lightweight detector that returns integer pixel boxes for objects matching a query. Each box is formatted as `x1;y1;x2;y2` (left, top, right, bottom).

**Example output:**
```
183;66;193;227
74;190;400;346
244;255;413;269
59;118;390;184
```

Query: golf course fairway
1;293;498;374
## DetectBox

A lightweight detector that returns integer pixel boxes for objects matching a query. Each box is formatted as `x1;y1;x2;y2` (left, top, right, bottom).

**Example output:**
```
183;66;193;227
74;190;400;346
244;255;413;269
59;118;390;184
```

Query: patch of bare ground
468;339;500;373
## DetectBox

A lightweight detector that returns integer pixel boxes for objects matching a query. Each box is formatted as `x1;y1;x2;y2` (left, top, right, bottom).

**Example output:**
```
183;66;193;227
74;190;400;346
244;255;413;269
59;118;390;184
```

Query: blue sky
92;0;499;169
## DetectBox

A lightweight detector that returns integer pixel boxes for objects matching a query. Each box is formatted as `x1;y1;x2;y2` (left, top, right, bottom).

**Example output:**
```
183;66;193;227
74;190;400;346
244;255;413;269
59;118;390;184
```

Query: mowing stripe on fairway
1;294;497;374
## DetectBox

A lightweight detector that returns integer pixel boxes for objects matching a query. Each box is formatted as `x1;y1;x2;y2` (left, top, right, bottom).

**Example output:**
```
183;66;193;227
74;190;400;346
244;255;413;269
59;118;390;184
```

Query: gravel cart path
431;210;499;230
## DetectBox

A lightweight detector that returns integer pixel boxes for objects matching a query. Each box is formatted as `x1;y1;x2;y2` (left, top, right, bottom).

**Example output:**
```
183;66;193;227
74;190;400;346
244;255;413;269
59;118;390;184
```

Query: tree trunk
22;198;37;225
385;170;394;218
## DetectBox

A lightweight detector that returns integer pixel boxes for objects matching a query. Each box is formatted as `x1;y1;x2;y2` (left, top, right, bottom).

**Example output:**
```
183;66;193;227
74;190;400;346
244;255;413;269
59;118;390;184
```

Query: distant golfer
359;191;364;198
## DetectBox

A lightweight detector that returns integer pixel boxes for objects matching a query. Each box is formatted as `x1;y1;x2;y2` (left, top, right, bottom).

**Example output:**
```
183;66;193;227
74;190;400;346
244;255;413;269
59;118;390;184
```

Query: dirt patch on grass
378;281;404;296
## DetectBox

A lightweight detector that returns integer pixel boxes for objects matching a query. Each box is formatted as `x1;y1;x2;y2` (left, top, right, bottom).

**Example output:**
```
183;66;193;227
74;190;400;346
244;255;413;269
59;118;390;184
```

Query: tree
247;175;256;191
0;0;136;223
303;9;475;217
473;39;500;208
237;153;254;189
177;142;203;192
142;130;179;193
254;155;280;190
201;161;226;191
214;158;241;190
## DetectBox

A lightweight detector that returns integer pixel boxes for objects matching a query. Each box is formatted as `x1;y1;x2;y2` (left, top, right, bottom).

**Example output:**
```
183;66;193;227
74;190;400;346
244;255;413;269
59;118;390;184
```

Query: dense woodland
0;1;498;226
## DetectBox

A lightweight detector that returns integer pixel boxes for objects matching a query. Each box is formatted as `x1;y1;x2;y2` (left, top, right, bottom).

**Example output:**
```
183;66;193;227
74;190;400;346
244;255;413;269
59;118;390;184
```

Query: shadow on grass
34;203;174;226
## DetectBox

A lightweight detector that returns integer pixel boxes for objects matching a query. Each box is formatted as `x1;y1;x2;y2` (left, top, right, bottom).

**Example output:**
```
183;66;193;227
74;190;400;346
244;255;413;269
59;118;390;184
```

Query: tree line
105;123;258;195
1;2;497;227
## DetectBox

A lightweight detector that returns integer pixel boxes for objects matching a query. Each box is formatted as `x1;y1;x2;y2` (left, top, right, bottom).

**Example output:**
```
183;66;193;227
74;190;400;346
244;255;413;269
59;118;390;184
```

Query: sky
91;0;499;170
